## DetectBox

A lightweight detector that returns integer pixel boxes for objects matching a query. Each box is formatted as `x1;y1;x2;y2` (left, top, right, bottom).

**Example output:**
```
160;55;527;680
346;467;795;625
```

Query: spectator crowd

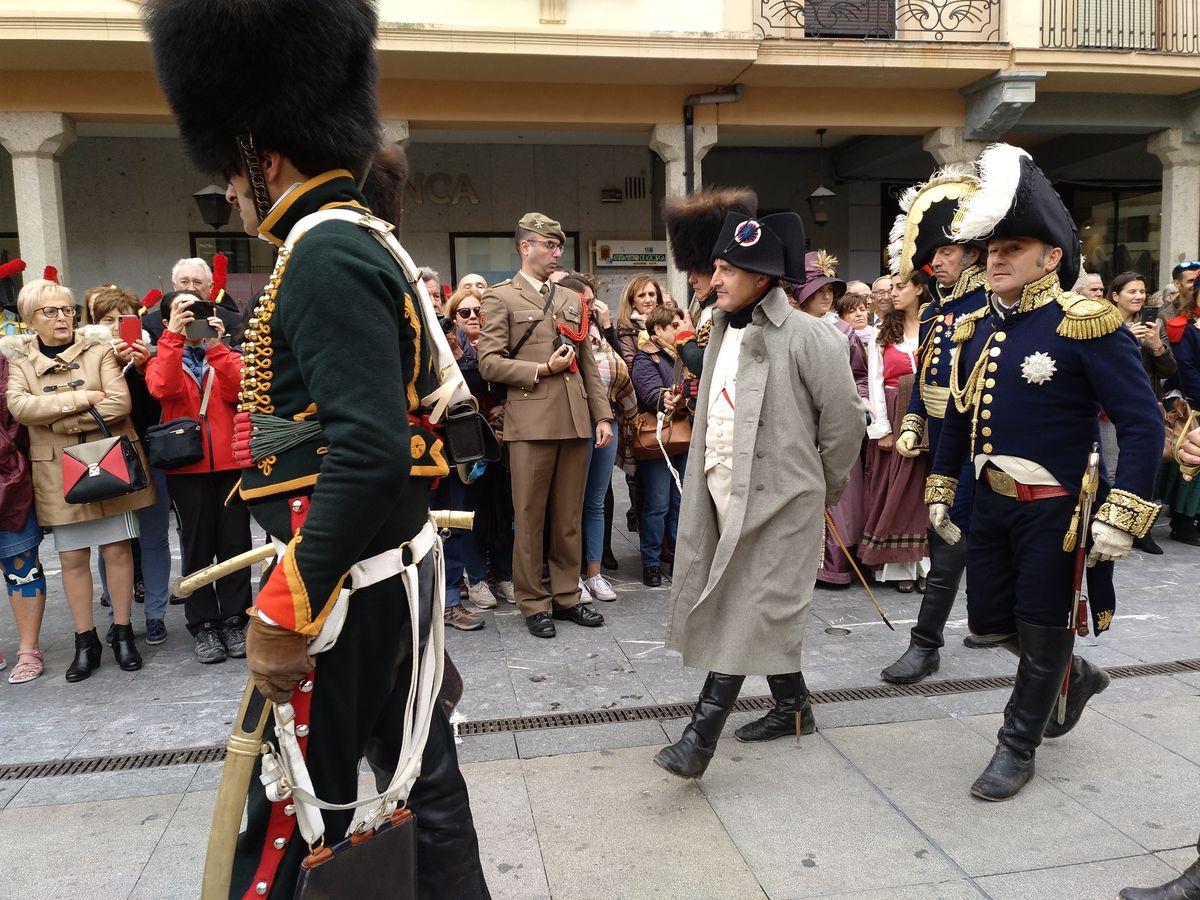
2;225;1198;680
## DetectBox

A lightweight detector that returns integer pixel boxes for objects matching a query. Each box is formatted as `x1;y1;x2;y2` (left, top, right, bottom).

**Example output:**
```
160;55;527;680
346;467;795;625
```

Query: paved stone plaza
0;507;1198;899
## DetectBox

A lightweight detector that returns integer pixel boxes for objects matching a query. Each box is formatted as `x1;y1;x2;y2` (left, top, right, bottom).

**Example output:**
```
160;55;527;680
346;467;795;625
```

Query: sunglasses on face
456;307;481;320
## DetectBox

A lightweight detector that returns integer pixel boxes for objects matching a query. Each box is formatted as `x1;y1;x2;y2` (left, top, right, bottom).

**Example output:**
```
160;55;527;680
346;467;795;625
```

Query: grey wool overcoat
665;287;866;675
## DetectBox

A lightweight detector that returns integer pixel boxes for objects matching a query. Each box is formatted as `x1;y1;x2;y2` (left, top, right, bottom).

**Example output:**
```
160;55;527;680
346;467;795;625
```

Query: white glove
928;504;962;545
1086;521;1133;567
896;430;921;459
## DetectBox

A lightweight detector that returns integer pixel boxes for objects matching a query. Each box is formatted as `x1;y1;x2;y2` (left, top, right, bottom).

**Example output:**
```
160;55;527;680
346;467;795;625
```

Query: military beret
517;212;566;244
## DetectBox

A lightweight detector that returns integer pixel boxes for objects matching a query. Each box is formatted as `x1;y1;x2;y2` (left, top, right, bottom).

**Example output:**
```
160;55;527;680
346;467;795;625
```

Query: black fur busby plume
663;187;758;275
142;0;382;179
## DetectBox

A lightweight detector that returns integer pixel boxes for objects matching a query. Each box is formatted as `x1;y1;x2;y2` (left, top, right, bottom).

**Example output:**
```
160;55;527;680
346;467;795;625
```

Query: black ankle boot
882;531;964;684
109;623;143;672
1042;655;1109;738
654;672;744;778
1120;849;1200;899
65;629;102;682
971;620;1073;801
734;672;816;742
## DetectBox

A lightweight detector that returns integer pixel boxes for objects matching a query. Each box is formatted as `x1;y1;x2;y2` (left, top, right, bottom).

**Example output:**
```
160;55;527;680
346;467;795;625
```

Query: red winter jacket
145;330;243;474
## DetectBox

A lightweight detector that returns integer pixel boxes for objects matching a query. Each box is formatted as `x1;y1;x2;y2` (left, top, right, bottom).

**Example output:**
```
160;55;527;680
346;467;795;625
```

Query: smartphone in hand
118;314;142;346
1137;306;1159;325
184;300;218;341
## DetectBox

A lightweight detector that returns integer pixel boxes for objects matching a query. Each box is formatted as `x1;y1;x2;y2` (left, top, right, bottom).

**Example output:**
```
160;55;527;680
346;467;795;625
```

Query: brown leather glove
245;617;313;702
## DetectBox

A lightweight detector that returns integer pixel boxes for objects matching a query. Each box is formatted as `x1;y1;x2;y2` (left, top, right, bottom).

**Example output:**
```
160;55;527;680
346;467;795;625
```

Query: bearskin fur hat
142;0;382;180
663;187;758;275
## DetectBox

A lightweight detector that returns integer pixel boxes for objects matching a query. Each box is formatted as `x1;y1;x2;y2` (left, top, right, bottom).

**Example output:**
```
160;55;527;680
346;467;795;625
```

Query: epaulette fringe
1055;294;1123;341
951;307;988;343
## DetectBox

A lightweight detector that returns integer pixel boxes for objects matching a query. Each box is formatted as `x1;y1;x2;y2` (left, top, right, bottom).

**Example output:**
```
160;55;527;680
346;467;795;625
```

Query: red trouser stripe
242;675;315;899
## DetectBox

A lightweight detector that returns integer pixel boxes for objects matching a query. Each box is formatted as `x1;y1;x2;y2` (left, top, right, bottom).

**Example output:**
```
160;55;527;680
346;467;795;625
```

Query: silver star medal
1020;351;1057;385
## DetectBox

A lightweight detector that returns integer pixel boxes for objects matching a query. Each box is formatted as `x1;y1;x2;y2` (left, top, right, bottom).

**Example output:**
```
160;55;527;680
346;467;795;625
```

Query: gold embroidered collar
990;270;1062;318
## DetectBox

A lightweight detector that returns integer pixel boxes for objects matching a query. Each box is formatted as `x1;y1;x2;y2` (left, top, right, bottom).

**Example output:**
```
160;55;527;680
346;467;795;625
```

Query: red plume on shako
210;252;228;302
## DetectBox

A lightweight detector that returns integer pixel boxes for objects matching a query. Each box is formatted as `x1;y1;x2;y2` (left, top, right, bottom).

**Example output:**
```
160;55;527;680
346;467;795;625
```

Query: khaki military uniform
477;271;613;616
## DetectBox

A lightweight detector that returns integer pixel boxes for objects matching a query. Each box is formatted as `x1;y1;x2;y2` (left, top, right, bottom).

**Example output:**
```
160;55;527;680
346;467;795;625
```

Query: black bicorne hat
142;0;382;180
711;212;807;283
663;187;758;275
949;144;1081;289
888;167;985;281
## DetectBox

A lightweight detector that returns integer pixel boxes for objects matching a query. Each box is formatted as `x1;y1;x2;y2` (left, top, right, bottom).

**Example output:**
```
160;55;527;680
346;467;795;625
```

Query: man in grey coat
654;211;866;779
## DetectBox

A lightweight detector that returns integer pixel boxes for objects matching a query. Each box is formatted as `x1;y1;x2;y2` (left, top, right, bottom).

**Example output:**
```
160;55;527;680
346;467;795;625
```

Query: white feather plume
949;143;1029;242
887;212;907;276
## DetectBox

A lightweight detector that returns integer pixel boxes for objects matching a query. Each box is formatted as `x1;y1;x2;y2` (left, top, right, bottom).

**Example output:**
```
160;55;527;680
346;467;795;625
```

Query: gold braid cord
696;320;712;348
239;248;292;476
924;474;959;506
1094;489;1160;539
900;413;926;442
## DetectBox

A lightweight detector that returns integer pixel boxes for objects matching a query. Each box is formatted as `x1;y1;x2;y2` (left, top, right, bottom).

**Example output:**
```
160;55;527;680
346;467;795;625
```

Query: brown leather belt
983;466;1072;501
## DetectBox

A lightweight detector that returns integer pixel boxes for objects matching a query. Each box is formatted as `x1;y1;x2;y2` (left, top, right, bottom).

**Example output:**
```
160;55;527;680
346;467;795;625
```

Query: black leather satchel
443;400;500;465
294;808;417;899
144;370;212;470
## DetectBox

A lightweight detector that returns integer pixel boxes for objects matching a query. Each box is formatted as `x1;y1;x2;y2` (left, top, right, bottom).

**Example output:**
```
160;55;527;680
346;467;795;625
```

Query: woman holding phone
87;285;174;643
1102;273;1175;553
145;291;251;664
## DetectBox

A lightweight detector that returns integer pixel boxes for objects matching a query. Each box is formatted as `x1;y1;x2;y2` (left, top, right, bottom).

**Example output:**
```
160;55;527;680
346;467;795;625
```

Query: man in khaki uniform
478;213;614;638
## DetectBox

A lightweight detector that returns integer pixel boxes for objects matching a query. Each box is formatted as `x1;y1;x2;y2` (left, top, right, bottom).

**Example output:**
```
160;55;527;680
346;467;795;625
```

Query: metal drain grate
0;745;226;781
3;658;1197;780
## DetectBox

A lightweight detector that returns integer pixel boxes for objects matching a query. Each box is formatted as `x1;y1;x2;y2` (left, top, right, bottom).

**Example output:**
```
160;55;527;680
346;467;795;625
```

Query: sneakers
496;581;517;604
578;578;594;603
219;618;247;658
444;605;484;631
145;619;168;646
194;625;227;664
583;574;617;602
467;581;497;610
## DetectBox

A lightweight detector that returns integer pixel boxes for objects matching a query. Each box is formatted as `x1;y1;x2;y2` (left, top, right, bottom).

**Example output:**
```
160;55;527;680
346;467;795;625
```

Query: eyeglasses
526;239;563;254
176;278;209;288
37;306;78;319
456;307;481;320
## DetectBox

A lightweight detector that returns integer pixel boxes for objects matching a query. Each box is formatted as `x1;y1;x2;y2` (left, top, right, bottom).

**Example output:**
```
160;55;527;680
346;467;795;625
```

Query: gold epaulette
1055;293;1123;341
696;320;712;348
951;306;989;343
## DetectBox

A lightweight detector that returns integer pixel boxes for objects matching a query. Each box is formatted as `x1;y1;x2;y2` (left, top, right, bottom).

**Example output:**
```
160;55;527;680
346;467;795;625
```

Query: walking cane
198;510;473;900
1057;446;1100;725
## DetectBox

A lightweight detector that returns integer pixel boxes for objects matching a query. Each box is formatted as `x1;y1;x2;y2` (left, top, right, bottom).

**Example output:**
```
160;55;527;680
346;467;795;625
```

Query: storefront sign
407;172;480;207
594;240;667;268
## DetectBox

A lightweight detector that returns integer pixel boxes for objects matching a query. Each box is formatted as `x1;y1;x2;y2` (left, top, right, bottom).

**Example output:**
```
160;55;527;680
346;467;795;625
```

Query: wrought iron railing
754;0;1002;41
1041;0;1200;52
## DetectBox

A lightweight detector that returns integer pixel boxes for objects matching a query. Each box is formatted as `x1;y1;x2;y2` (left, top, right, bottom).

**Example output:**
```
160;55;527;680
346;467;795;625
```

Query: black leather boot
971;620;1073;801
654;672;745;778
734;672;816;742
1120;838;1200;899
1042;655;1109;739
881;531;965;684
109;623;143;672
65;628;102;683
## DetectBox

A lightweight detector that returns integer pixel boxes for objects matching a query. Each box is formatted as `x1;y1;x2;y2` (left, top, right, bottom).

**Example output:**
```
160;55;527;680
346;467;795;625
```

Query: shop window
189;233;276;274
450;232;580;287
1068;188;1161;291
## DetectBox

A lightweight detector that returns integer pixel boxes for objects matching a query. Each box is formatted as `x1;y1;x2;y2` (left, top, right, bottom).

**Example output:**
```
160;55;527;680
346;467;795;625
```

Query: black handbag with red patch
62;408;148;504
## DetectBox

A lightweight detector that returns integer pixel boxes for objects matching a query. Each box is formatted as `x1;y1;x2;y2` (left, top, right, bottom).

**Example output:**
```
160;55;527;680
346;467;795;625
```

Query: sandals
8;649;44;684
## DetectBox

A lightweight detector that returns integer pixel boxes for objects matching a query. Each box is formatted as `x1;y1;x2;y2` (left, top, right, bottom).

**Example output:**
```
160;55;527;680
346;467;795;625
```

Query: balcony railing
1041;0;1200;52
754;0;1002;42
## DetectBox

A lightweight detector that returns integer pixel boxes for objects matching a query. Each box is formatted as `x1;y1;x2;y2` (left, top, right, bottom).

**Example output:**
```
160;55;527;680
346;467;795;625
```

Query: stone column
382;119;410;149
1148;129;1200;289
650;122;717;303
0;112;76;285
922;126;989;169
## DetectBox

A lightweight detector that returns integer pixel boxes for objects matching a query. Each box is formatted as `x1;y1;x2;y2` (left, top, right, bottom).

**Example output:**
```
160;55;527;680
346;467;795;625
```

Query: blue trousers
100;466;172;622
583;434;619;565
430;474;486;609
637;453;686;568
